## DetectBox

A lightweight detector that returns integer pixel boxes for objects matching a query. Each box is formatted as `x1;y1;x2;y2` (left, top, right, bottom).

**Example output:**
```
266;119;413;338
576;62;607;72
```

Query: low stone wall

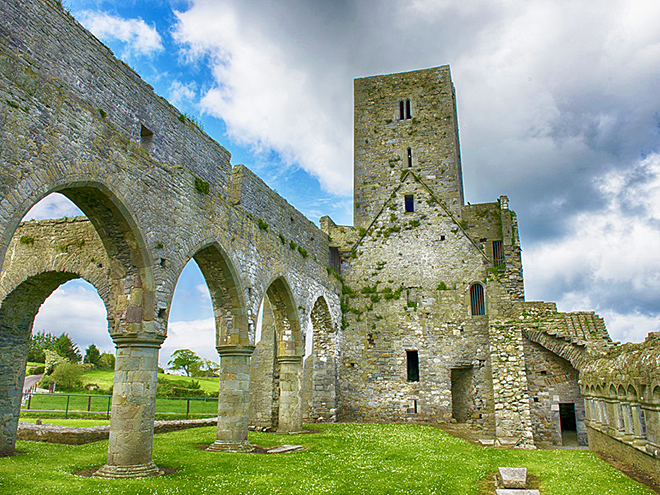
17;417;218;445
587;425;660;485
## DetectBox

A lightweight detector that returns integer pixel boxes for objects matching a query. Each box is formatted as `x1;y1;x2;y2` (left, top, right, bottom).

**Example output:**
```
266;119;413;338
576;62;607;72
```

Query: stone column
277;355;303;434
0;332;29;456
94;337;162;478
631;402;647;447
208;345;255;452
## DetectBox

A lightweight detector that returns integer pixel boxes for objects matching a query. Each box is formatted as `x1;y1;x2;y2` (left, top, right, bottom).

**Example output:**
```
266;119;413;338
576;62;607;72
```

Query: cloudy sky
26;0;660;366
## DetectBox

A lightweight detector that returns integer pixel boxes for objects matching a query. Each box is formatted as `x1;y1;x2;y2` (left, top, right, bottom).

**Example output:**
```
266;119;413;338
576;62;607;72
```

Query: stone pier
94;337;162;478
277;355;303;434
208;345;255;452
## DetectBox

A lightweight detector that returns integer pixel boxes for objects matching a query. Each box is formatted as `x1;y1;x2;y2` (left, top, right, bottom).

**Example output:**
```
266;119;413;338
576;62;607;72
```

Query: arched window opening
405;99;411;119
399;100;405;120
407;147;412;168
470;283;485;316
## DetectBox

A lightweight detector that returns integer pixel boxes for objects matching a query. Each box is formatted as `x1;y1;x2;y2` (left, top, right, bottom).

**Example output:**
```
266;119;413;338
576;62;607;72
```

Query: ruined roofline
354;65;451;81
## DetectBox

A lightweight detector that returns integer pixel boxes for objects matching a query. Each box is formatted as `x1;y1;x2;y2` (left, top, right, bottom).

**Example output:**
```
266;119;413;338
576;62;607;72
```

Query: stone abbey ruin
1;0;659;482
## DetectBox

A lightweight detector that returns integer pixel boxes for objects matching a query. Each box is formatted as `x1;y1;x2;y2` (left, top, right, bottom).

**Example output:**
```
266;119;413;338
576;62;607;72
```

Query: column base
93;462;162;478
207;440;254;453
276;428;305;435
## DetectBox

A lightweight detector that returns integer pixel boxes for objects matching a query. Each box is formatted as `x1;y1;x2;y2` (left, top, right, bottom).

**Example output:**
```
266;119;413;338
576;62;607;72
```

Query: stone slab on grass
495;490;539;495
267;445;304;454
498;467;527;489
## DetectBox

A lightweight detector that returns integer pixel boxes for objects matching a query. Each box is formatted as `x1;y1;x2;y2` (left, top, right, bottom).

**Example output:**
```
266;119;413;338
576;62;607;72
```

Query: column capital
216;345;256;357
111;335;165;349
277;355;303;365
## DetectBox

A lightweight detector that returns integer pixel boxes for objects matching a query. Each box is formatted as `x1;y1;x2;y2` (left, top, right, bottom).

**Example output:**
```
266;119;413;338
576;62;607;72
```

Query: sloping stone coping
18;417;219;445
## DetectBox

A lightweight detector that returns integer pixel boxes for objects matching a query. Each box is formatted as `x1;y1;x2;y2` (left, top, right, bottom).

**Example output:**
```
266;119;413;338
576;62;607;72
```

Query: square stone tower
353;66;464;228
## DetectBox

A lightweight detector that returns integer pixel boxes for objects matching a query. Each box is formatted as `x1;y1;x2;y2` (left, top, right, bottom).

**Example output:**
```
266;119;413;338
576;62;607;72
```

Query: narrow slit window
405;195;414;213
407;147;412;168
329;246;341;274
470;283;485;316
493;240;504;266
399;100;405;120
140;124;153;151
407;350;419;382
405;99;411;119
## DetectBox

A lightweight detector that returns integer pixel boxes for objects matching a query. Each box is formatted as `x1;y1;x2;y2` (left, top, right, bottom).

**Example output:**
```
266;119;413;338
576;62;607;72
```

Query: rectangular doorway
451;367;474;423
559;402;577;446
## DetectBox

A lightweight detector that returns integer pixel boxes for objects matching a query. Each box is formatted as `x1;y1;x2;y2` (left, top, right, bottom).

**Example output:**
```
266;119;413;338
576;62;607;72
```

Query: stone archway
308;296;338;422
264;277;303;434
181;242;253;452
0;185;161;478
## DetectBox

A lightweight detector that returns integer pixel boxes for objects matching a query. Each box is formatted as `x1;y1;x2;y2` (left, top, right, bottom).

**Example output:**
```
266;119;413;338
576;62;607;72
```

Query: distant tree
199;358;220;379
98;352;115;370
27;331;57;363
51;362;84;390
44;348;68;374
53;333;81;363
168;349;202;377
83;344;101;366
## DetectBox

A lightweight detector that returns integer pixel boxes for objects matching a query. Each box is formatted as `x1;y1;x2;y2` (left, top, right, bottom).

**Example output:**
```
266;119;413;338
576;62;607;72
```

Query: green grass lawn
82;369;220;394
0;423;652;494
22;393;218;419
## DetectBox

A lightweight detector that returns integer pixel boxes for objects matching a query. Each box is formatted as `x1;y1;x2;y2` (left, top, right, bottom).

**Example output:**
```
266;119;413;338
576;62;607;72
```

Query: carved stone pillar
208;345;255;452
277;355;303;434
94;337;162;478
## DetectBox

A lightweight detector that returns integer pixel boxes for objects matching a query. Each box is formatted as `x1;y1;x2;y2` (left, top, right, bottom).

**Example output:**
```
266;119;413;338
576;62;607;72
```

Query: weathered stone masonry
2;0;660;485
0;0;340;477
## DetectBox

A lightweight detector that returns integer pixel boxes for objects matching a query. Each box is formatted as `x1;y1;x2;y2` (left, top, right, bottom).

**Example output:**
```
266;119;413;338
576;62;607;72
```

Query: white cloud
524;153;660;342
161;318;216;367
23;193;83;221
79;11;163;58
168;80;197;107
172;2;353;194
32;279;112;354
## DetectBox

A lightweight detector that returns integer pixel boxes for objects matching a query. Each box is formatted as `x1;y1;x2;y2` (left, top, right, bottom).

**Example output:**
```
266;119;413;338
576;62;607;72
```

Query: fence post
186;398;190;420
27;394;32;410
65;395;70;419
106;395;111;420
88;395;92;412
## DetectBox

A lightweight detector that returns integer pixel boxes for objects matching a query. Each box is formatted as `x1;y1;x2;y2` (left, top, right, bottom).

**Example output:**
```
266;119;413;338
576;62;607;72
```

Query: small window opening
405;99;411;119
404;195;414;213
407;147;412;168
399;100;405;120
140;124;153;151
406;350;419;382
407;399;418;414
440;235;445;241
157;308;167;320
470;283;485;316
493;240;504;265
160;258;167;268
329;247;341;274
540;370;547;375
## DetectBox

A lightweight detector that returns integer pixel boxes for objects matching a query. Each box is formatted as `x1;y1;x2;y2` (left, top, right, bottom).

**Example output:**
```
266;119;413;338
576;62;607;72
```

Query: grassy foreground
0;422;652;495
